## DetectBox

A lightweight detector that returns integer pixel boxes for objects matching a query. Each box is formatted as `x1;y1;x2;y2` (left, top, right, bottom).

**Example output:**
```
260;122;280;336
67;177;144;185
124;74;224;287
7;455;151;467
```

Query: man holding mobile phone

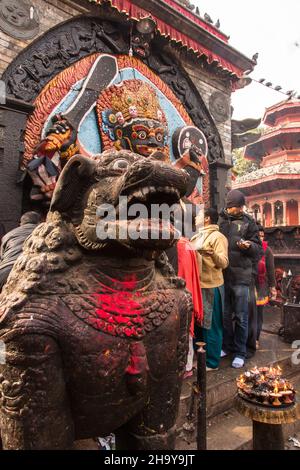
219;190;262;369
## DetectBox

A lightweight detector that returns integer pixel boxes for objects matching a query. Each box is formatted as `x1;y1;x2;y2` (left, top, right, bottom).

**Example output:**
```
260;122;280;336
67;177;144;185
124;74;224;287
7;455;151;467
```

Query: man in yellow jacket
191;208;229;370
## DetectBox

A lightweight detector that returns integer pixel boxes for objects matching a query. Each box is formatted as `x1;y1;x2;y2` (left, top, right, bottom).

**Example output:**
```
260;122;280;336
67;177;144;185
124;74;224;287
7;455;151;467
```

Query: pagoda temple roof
89;0;255;79
234;162;300;194
263;100;300;127
244;126;300;160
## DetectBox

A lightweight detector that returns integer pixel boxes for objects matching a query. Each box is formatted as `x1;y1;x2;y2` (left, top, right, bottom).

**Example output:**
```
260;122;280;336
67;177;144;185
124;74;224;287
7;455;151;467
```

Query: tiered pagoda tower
234;100;300;276
234;100;300;228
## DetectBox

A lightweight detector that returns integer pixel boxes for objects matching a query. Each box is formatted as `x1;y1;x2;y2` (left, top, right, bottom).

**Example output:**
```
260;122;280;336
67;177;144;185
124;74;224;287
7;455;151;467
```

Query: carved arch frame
2;14;226;208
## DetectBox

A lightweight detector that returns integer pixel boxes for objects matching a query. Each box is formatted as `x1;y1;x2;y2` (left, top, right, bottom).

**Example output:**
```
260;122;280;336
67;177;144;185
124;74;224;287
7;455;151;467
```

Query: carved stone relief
209;91;230;123
0;0;39;40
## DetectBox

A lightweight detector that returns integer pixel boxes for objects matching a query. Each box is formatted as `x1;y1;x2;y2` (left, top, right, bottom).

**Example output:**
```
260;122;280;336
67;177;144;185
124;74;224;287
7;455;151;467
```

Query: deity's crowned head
97;79;169;160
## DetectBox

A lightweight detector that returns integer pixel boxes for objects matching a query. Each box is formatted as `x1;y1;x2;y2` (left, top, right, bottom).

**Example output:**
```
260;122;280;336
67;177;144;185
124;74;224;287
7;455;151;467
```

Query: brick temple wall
173;50;232;167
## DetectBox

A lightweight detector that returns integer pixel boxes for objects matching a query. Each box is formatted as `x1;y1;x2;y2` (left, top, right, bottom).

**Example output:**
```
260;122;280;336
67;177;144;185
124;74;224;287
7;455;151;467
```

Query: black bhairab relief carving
209;90;230;124
0;0;39;40
3;16;225;166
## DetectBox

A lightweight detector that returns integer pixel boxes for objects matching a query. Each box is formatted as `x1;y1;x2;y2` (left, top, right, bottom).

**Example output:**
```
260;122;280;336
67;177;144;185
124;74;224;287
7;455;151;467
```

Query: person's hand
270;287;277;300
199;248;214;256
237;240;251;250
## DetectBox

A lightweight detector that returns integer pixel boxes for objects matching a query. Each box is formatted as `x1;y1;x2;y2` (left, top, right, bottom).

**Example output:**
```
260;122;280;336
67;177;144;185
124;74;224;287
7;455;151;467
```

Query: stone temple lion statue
0;150;192;450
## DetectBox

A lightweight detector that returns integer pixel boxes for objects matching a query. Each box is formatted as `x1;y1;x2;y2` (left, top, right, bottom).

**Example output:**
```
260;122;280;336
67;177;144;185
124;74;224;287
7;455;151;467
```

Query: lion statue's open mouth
51;150;188;255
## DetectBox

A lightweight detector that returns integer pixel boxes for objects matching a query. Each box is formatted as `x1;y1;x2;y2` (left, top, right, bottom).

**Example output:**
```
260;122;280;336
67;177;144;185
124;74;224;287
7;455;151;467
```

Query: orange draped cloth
177;238;203;335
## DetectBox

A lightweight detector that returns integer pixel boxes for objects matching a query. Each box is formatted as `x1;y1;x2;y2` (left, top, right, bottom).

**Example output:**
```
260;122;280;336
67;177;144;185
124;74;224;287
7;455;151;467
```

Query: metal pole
196;341;207;450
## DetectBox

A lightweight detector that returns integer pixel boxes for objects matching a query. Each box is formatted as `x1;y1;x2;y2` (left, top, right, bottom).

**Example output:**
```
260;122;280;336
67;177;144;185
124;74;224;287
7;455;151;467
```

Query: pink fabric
257;240;268;287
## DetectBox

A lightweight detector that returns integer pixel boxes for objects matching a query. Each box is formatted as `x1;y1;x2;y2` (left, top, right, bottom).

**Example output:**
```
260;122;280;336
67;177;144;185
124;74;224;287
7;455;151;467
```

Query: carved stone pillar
209;161;232;212
258;204;264;225
271;202;276;226
283;201;287;226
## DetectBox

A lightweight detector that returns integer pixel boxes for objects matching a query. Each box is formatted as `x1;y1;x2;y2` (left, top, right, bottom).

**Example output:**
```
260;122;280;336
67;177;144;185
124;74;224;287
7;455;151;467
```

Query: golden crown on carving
97;79;167;126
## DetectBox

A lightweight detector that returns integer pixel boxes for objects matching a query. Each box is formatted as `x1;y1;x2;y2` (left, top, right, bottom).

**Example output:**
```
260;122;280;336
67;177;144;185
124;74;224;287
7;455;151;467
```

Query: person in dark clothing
219;190;262;368
256;225;276;346
0;212;41;290
246;262;260;359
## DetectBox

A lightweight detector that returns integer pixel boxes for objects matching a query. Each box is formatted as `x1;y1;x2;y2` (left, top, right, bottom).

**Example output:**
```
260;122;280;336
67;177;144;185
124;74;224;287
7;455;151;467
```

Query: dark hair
204;208;219;225
20;211;42;226
257;224;264;232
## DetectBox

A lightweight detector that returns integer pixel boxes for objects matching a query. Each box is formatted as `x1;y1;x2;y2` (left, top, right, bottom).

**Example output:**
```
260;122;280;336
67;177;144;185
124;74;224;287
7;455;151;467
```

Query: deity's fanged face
98;79;169;161
131;31;153;58
116;119;167;158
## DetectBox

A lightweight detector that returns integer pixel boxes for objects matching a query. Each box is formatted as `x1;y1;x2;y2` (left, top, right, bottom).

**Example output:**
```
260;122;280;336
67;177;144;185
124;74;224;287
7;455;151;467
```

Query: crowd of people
180;189;276;373
0;190;276;374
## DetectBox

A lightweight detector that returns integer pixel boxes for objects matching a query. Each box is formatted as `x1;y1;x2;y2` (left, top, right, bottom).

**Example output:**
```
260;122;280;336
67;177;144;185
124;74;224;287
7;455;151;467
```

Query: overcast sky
193;0;300;120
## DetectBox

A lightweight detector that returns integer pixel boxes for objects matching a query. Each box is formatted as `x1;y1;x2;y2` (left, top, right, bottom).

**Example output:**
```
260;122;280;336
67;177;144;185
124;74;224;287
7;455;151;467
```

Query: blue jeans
223;284;249;360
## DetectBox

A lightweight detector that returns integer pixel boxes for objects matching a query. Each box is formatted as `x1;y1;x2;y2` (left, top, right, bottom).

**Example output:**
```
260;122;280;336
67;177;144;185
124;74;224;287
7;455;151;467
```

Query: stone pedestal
234;395;298;450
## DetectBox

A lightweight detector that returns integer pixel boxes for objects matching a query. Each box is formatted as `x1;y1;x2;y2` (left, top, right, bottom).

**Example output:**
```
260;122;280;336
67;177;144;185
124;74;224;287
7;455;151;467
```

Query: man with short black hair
219;190;262;368
0;212;42;289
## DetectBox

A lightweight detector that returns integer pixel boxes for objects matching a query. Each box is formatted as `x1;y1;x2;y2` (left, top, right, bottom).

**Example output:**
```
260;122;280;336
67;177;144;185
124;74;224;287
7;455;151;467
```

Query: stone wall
0;100;34;232
177;53;232;167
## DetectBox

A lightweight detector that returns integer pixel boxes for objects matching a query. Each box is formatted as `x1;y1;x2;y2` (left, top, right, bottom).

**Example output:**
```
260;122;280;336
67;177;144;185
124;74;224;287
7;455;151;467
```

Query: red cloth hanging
177;238;203;335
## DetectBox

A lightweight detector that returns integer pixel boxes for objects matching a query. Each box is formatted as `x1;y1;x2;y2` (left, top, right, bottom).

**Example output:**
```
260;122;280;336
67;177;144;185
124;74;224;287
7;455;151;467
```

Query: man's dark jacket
219;210;262;286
